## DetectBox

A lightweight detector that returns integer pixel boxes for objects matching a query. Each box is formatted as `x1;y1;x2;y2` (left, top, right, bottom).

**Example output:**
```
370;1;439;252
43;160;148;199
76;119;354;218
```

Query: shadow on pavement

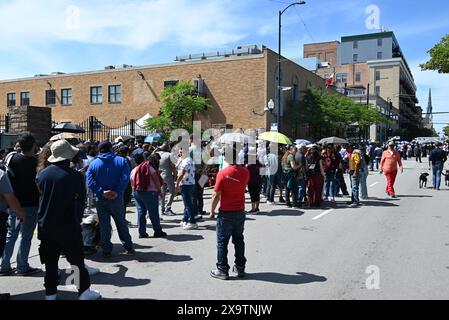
90;264;151;287
242;272;327;285
165;234;204;242
395;195;433;198
11;290;78;300
258;210;304;217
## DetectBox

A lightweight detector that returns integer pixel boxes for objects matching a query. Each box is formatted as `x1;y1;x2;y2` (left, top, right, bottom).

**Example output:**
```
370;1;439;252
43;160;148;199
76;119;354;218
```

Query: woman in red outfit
380;141;403;198
305;146;325;207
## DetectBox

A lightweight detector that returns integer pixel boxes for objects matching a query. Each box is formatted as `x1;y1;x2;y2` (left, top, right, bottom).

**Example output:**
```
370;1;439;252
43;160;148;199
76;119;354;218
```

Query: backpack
3;151;17;180
306;160;319;176
132;161;163;191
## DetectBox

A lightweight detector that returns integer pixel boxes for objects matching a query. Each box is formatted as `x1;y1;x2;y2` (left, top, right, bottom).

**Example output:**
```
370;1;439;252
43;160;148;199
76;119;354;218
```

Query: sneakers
79;289;101;300
153;231;167;238
85;265;100;276
183;223;198;230
210;269;229;280
163;209;176;216
286;203;293;208
349;203;360;208
279;197;286;203
232;265;246;278
45;294;57;301
179;221;187;228
16;267;42;276
266;201;275;205
195;214;203;221
139;233;150;239
0;268;16;277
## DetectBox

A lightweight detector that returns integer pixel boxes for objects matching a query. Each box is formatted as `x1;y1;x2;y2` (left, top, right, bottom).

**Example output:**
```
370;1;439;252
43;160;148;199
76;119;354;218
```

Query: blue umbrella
144;133;164;143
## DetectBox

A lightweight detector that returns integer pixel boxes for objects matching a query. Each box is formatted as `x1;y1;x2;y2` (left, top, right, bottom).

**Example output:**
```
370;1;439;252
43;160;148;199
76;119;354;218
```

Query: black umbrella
52;122;86;133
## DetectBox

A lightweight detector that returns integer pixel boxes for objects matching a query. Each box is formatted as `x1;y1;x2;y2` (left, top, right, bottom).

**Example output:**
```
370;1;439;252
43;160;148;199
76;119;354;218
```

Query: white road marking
312;209;334;220
369;182;379;187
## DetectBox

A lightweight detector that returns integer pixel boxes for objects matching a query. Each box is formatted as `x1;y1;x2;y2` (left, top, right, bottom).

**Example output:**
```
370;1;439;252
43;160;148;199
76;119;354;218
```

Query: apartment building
304;31;421;132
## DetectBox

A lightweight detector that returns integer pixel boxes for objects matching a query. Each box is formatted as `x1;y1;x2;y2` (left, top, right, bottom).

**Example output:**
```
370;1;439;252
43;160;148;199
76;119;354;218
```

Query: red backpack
132;161;163;191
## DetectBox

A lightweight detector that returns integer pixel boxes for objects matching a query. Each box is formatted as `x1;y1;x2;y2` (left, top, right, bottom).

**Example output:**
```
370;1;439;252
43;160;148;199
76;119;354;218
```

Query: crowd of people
0;132;447;300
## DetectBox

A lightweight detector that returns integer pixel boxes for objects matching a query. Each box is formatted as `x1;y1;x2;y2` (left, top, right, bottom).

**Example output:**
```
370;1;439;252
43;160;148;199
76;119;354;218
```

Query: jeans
39;237;90;296
350;174;361;205
433;164;443;190
0;212;8;257
375;158;381;170
284;171;297;205
0;207;38;273
134;191;162;236
267;174;281;202
216;211;246;273
296;178;306;205
324;171;336;198
180;185;196;224
95;196;133;253
359;170;368;200
335;170;349;195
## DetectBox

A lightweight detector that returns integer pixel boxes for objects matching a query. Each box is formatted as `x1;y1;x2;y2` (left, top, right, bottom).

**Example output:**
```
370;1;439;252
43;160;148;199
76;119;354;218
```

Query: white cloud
0;0;248;50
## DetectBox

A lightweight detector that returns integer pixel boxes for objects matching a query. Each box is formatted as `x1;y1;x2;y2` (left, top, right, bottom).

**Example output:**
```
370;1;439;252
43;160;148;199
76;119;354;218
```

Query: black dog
442;170;449;187
419;173;429;188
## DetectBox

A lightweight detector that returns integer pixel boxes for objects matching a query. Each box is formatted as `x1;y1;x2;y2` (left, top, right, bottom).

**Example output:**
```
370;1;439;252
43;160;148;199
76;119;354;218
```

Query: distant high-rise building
303;31;421;132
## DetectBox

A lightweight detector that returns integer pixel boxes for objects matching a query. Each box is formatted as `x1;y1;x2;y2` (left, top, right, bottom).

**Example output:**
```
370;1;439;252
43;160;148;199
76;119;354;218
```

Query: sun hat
48;140;79;163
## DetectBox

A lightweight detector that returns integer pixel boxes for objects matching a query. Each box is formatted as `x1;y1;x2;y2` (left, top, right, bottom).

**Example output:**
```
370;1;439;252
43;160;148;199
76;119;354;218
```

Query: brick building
0;45;328;139
303;31;421;136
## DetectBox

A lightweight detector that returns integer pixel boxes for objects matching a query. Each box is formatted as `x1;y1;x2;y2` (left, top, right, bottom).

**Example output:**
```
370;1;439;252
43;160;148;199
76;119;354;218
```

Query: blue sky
1;0;448;133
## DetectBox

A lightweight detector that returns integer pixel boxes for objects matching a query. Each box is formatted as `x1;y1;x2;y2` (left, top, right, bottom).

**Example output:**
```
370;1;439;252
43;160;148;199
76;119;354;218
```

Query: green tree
145;81;209;136
443;125;449;137
288;87;387;140
421;34;449;73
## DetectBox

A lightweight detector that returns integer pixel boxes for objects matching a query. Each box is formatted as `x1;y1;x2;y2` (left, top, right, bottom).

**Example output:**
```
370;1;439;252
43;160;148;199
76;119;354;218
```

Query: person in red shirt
210;146;249;280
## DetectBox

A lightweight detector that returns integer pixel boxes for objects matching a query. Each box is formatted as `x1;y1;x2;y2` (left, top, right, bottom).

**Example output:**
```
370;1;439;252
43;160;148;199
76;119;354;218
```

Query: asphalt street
2;158;449;300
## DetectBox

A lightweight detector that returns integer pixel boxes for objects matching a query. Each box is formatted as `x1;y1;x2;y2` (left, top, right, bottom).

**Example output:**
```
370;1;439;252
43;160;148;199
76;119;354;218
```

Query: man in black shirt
37;139;101;300
0;134;41;276
429;142;447;190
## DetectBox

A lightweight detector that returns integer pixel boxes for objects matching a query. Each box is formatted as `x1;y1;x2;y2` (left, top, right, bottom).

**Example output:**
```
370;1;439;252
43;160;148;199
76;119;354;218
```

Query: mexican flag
325;72;336;87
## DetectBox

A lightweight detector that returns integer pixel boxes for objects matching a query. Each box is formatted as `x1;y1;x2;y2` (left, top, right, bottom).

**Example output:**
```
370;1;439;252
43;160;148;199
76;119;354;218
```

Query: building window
164;80;179;87
7;93;16;107
45;90;56;105
20;92;30;106
108;85;121;103
336;73;348;84
355;72;361;82
61;89;72;105
353;54;358;62
377;52;383;59
353;41;358;49
375;86;381;96
377;38;382;47
90;86;103;104
376;70;381;81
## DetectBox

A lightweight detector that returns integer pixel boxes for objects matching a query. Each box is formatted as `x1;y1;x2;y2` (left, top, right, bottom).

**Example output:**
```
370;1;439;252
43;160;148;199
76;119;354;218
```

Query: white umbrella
218;132;255;144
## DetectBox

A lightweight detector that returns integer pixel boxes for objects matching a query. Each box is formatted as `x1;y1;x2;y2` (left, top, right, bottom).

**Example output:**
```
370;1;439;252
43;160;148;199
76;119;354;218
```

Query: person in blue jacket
86;141;134;257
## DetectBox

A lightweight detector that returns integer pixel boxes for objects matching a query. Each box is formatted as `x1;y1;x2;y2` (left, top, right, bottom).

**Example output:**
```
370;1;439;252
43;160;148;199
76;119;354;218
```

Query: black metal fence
75;116;150;142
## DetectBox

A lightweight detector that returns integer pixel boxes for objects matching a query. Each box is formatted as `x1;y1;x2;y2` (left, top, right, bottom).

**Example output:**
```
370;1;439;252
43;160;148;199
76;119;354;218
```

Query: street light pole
277;1;306;133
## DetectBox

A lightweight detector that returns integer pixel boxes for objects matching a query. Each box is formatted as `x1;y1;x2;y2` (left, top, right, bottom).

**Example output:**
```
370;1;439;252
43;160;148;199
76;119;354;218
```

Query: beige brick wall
0;49;326;135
